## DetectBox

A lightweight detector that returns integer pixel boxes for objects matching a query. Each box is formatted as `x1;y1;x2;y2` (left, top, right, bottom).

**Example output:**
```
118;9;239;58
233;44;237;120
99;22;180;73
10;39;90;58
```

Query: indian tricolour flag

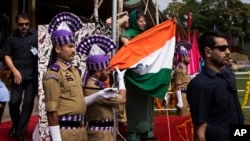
109;19;176;99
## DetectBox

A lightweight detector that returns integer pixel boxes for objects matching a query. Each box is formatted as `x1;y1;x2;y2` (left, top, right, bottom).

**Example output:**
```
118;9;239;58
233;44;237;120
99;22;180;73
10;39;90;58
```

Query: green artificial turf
236;72;250;124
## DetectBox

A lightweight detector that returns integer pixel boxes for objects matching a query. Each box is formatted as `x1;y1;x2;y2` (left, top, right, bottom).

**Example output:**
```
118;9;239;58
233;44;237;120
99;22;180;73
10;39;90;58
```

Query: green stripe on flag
125;68;172;99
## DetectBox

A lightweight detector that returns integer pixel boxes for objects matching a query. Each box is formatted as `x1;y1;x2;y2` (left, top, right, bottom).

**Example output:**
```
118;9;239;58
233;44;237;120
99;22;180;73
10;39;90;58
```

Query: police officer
172;40;192;116
43;12;117;141
77;35;126;141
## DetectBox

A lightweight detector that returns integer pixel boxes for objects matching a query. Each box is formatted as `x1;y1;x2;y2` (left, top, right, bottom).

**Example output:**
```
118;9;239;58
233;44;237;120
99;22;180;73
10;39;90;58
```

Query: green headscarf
122;9;144;39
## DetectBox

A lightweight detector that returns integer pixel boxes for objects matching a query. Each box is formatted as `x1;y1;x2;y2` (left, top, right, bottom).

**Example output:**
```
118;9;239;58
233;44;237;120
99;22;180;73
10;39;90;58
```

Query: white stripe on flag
130;37;176;75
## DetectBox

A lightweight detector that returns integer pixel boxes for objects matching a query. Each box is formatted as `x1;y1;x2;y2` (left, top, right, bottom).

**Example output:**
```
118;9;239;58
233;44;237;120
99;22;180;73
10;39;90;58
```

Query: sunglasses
18;22;29;27
210;45;229;52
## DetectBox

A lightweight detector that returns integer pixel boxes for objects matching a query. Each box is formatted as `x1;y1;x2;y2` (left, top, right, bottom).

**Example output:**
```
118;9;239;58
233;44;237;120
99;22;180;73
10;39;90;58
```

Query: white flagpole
111;2;118;141
112;0;118;56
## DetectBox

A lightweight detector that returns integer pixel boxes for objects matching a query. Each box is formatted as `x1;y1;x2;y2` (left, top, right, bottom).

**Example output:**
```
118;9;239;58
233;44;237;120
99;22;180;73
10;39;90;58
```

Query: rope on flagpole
90;0;104;21
111;71;128;141
142;0;156;26
116;128;128;141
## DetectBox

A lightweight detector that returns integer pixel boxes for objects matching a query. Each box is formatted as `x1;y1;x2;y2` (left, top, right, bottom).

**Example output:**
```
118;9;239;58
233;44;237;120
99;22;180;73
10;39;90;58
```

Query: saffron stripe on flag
110;18;176;98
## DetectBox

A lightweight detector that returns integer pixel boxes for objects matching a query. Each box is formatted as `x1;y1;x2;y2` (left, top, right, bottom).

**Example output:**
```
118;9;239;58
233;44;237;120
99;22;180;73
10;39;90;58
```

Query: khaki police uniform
172;63;191;116
84;78;122;141
43;61;87;141
118;104;127;123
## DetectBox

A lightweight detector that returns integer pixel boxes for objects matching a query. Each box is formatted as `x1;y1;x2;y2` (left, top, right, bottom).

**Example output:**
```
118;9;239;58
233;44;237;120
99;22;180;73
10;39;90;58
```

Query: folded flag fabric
109;19;176;99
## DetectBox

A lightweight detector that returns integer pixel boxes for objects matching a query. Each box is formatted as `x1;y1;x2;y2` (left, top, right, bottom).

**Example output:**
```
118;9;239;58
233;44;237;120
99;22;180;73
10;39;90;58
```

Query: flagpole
111;1;118;140
112;0;118;56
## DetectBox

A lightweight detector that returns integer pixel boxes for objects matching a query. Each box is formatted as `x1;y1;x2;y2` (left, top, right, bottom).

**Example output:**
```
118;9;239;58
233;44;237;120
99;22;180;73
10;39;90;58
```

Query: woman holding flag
119;9;158;141
111;8;177;140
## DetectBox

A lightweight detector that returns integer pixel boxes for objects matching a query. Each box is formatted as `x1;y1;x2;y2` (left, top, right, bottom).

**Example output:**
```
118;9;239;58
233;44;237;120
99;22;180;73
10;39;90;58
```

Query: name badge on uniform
65;73;74;81
31;46;38;55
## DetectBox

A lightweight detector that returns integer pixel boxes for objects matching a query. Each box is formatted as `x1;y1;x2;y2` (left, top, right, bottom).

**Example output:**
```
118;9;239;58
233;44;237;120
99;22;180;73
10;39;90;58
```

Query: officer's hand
189;72;198;80
98;88;118;99
115;67;126;90
115;67;126;82
85;88;118;106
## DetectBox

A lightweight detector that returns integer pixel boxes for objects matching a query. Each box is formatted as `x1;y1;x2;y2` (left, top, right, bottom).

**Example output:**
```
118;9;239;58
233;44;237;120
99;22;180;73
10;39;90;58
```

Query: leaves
163;0;250;41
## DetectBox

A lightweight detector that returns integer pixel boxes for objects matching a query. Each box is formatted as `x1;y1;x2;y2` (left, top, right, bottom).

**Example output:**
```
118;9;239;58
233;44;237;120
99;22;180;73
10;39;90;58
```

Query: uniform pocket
62;81;77;97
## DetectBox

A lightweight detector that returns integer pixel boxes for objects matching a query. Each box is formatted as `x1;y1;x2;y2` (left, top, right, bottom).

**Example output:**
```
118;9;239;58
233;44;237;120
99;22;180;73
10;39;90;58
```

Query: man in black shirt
187;31;244;141
3;12;38;141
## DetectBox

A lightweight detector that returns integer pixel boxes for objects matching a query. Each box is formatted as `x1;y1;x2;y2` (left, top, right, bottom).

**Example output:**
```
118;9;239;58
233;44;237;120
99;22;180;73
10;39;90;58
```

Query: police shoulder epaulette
45;74;59;80
50;63;60;72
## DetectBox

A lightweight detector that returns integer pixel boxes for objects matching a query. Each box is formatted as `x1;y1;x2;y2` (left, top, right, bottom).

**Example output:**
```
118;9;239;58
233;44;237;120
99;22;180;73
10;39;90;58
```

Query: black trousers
9;78;37;135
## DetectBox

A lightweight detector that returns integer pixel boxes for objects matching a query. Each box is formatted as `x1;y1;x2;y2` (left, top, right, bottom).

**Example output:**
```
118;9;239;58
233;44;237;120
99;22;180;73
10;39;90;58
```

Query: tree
163;0;250;41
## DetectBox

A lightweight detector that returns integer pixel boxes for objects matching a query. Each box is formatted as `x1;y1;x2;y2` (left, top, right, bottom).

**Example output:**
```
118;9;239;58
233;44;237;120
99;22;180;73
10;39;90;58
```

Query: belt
88;126;113;131
88;121;114;127
87;119;114;131
59;120;82;130
58;114;85;121
181;90;187;93
180;87;187;93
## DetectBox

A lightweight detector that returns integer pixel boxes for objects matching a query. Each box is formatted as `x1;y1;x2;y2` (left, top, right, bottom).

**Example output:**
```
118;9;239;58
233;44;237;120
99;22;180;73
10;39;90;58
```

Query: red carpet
154;115;193;141
0;115;192;141
0;115;39;141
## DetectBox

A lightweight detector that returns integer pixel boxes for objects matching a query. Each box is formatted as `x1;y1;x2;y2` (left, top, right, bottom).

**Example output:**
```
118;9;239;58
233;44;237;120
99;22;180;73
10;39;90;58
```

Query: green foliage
163;0;250;40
